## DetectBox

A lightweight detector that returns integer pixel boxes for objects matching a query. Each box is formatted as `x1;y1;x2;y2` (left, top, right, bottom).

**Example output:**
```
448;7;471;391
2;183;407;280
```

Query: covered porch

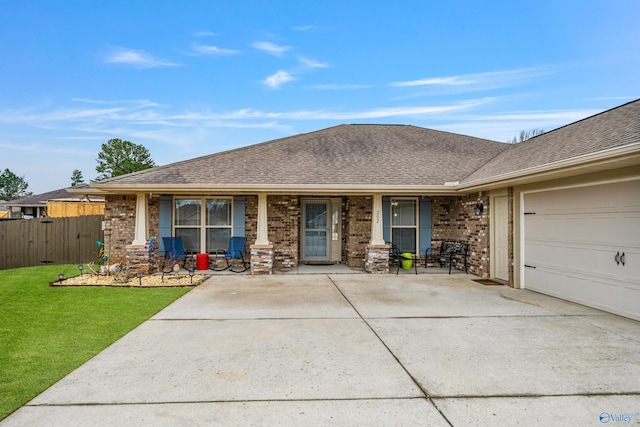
110;189;494;279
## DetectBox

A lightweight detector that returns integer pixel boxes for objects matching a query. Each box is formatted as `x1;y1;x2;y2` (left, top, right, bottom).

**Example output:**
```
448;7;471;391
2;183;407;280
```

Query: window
391;198;417;253
174;198;232;253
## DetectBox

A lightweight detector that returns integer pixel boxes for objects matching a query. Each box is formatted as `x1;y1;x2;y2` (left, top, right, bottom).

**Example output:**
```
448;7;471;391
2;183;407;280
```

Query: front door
494;195;509;281
302;200;330;261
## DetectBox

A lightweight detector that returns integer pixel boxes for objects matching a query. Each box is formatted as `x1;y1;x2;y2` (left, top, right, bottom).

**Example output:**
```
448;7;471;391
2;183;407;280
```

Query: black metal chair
386;241;417;275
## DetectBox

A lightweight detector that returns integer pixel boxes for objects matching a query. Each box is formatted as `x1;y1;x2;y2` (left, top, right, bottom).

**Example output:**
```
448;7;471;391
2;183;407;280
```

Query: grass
0;265;192;420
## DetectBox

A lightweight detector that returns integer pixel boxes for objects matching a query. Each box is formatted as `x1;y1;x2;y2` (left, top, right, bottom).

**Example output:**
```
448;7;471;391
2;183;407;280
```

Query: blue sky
1;0;638;194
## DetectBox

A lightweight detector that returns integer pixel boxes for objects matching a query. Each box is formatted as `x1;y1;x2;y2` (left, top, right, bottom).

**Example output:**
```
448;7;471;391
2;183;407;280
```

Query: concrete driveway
3;274;640;426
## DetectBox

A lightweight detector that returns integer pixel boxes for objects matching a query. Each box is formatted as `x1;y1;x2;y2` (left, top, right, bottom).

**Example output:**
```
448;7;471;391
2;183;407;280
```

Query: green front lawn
0;265;192;420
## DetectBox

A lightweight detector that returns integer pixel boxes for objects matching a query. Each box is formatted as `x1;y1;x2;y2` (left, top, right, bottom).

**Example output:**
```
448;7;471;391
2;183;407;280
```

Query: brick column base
250;244;273;275
126;245;151;274
365;244;389;274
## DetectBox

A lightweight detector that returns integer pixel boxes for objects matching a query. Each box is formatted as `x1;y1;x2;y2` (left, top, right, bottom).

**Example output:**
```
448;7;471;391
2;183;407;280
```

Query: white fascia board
91;183;459;196
457;143;640;191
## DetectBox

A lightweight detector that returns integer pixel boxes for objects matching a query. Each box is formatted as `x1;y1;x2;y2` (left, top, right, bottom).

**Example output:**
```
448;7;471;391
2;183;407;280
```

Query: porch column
255;193;269;245
370;194;385;245
128;192;151;274
251;193;273;274
366;194;389;273
132;192;148;245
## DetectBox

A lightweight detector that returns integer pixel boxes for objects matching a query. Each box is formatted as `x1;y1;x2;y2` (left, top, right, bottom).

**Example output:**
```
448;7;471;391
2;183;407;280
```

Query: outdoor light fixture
57;273;64;283
474;201;484;216
77;264;84;275
136;271;143;286
189;269;195;284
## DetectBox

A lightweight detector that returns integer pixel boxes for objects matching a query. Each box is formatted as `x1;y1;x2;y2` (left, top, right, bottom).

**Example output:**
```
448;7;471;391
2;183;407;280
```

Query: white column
132;192;148;246
370;194;385;245
255;193;270;245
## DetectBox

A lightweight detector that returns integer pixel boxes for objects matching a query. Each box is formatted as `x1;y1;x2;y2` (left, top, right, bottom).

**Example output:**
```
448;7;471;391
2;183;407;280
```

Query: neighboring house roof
92;99;640;194
6;187;104;208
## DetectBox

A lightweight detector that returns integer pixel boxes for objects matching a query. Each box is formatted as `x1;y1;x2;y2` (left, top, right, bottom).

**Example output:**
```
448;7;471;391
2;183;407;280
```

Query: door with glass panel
391;199;417;254
302;200;330;261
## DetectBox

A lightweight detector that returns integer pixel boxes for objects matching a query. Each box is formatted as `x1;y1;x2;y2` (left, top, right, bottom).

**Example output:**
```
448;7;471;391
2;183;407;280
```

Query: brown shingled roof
463;99;640;183
95;124;508;188
93;100;640;192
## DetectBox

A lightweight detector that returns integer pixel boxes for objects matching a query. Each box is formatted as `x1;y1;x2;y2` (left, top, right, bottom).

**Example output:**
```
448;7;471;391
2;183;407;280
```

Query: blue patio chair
162;236;192;268
213;236;249;273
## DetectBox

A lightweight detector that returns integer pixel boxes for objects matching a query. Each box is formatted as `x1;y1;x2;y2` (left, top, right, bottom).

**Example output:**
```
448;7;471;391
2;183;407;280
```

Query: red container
196;253;209;270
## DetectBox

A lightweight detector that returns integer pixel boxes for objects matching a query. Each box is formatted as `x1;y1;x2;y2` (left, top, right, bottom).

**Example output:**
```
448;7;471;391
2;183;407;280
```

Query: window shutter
419;197;431;255
233;196;245;237
158;195;172;254
382;196;390;242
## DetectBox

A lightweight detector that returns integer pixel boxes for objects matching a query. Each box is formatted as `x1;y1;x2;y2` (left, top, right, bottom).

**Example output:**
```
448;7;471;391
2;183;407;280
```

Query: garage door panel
616;248;640;282
620;286;640;319
618;212;640;247
526;215;626;244
525;180;640;214
526;268;588;302
523;180;640;321
528;268;638;319
525;242;589;272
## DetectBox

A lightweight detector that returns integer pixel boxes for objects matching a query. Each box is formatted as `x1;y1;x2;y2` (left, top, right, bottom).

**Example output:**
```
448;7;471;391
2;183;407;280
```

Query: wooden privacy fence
0;215;104;270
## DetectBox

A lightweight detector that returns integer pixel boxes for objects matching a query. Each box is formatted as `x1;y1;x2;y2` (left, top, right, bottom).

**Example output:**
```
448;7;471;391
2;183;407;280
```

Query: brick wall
103;195;137;265
244;195;258;247
267;195;299;270
344;196;372;268
430;192;490;277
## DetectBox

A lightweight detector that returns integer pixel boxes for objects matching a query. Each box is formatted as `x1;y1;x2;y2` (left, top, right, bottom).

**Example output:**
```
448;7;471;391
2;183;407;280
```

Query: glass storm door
302;200;330;261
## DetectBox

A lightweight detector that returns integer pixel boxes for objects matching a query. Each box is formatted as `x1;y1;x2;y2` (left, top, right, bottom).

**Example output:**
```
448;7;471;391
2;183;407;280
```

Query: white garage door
523;180;640;321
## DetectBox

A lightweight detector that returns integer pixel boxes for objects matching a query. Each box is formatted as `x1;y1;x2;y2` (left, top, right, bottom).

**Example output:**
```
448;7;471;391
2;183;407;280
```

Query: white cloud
299;57;329;69
191;43;238;55
252;41;291;57
263;71;295;89
390;67;556;90
390;76;475;87
105;47;181;68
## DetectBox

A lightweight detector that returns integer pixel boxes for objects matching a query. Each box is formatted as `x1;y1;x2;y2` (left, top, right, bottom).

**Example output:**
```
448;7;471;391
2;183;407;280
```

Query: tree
507;128;545;144
0;168;33;200
95;139;156;180
70;169;85;186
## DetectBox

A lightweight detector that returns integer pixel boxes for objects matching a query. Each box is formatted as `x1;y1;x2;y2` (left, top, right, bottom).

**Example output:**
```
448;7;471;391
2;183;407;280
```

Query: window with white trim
174;197;232;253
391;198;418;253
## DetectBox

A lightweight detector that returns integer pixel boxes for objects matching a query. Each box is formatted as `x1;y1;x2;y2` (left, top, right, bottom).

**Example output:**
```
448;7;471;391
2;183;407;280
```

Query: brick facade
103;191;493;276
430;192;490;278
103;194;136;265
344;196;372;268
267;195;299;270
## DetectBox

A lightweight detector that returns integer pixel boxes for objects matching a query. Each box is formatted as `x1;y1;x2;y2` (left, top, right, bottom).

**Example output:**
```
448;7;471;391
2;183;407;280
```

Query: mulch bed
50;273;206;288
